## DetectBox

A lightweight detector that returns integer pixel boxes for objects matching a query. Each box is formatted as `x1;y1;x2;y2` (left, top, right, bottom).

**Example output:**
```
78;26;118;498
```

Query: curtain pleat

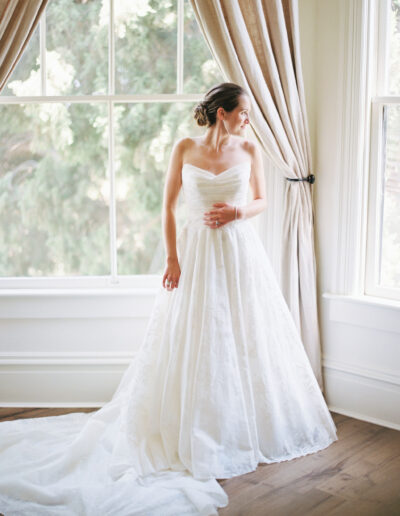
0;0;48;93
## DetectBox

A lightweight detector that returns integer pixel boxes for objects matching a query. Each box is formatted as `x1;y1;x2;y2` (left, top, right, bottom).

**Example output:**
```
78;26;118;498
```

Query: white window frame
365;0;400;301
0;0;206;290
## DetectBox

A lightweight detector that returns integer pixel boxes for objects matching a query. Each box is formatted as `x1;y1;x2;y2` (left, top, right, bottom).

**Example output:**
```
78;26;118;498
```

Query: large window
366;0;400;301
0;0;224;288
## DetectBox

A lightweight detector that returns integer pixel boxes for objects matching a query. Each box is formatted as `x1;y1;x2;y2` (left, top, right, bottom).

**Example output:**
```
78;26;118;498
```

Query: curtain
190;0;324;391
0;0;48;93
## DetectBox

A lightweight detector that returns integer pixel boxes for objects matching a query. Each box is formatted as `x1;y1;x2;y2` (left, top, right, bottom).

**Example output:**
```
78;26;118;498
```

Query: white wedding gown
0;160;338;515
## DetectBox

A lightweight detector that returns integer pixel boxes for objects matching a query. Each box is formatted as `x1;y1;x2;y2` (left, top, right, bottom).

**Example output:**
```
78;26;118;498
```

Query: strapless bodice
181;161;251;227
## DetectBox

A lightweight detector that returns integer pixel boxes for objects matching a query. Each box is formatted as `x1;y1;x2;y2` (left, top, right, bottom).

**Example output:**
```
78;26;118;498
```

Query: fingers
203;213;220;222
203;211;225;228
163;274;179;291
203;218;225;229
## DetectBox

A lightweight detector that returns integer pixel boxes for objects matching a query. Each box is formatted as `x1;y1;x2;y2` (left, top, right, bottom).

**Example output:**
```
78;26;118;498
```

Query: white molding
365;101;400;302
1;350;397;388
322;292;400;333
364;2;400;303
371;95;400;103
375;0;390;95
109;0;115;96
0;94;204;104
108;96;118;282
335;0;374;295
177;0;184;94
327;405;400;432
1;353;398;430
322;291;400;309
323;356;399;388
320;289;400;430
0;402;104;408
324;364;400;431
0;275;163;289
0;288;159;318
0;351;135;365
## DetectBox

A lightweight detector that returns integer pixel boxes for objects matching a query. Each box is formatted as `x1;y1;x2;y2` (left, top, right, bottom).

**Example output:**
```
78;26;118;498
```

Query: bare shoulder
240;138;263;162
167;137;200;180
176;136;198;146
171;136;199;160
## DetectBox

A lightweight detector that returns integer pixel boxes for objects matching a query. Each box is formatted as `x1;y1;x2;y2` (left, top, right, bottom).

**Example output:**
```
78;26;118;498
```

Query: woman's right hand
162;257;181;291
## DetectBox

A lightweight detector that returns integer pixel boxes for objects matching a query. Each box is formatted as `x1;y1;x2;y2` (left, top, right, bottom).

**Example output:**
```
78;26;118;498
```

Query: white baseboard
323;358;400;431
327;405;400;432
1;353;399;432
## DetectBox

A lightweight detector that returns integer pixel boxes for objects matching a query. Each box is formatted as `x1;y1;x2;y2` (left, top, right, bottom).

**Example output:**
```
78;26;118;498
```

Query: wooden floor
0;409;399;515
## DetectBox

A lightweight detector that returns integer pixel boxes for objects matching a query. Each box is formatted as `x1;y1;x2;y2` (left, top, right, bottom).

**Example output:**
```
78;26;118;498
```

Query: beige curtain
0;0;48;93
190;0;324;391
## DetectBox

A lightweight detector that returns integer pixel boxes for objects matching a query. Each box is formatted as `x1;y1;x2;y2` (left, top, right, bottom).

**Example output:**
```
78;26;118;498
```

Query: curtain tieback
285;174;315;184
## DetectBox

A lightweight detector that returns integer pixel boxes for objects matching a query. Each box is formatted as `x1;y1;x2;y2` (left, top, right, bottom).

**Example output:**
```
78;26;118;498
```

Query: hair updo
193;82;249;128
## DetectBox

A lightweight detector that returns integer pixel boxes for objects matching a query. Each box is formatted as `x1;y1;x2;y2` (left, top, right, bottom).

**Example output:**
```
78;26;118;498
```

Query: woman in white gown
0;82;338;515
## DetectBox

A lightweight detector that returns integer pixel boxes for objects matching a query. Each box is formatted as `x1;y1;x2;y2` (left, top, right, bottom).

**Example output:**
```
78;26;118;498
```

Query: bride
0;82;338;515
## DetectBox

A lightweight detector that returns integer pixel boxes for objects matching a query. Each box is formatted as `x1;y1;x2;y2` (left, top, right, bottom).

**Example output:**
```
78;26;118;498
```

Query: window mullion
109;0;115;96
40;5;46;96
177;0;184;94
108;0;118;283
108;101;118;284
376;0;390;95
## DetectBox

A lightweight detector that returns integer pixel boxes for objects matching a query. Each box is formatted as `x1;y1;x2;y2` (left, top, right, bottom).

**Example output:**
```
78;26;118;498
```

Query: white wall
299;0;400;430
1;1;399;430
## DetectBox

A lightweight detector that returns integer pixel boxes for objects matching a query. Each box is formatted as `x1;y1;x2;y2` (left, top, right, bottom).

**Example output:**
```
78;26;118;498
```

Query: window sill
322;293;400;334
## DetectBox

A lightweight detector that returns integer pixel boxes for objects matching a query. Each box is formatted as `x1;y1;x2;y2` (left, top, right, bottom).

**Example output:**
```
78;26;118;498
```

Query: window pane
46;0;108;95
379;104;400;288
0;103;109;277
0;22;40;97
114;102;203;275
183;0;224;93
115;0;177;94
388;0;400;95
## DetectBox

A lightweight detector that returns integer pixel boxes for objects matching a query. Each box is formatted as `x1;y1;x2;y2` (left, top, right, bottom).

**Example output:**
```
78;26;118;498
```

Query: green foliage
0;0;223;277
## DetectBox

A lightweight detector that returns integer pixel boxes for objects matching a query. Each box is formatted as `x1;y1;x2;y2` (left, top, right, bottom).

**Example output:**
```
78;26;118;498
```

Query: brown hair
193;82;249;128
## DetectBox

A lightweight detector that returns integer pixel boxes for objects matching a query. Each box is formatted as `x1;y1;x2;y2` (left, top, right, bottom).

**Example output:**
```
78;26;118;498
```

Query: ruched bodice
181;161;251;227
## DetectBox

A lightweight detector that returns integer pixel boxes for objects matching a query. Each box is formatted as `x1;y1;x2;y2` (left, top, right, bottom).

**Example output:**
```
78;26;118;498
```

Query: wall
1;1;399;430
300;0;400;430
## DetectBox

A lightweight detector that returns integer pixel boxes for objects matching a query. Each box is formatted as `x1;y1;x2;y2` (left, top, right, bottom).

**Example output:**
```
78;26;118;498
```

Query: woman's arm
238;140;267;219
161;138;187;289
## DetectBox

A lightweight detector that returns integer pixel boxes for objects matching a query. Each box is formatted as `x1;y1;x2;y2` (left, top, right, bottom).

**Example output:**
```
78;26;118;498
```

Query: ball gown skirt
0;161;338;515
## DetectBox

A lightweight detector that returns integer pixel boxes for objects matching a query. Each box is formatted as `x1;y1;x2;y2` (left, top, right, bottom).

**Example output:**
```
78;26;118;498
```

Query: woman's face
223;94;251;135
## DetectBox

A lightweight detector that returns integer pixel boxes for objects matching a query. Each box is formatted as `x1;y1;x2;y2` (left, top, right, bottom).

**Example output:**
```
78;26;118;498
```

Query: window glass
114;101;203;275
46;0;108;96
379;104;400;289
0;103;109;276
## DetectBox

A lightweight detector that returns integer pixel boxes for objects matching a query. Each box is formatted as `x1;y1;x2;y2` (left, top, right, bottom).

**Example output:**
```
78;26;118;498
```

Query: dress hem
209;434;339;481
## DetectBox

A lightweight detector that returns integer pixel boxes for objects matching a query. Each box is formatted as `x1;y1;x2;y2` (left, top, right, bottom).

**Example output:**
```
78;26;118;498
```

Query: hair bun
192;83;249;128
194;101;208;127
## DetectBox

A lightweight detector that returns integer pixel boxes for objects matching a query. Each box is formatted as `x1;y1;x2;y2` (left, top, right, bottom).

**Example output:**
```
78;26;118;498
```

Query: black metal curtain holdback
285;174;316;184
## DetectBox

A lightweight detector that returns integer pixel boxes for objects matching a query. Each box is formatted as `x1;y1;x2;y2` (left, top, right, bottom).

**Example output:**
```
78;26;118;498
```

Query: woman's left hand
203;203;235;228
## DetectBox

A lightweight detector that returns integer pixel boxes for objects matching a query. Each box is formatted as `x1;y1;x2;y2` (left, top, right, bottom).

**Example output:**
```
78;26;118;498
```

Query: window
366;0;400;301
0;0;224;288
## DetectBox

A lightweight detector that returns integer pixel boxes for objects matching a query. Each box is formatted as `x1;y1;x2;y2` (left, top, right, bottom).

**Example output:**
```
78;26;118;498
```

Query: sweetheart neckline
182;161;251;178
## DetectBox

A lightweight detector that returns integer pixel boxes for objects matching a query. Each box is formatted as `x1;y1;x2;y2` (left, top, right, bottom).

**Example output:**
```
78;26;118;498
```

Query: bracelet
234;206;237;220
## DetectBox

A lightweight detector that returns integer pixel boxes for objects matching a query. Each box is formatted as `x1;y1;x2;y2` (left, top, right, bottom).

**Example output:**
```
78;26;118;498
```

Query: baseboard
1;353;399;432
323;358;400;431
